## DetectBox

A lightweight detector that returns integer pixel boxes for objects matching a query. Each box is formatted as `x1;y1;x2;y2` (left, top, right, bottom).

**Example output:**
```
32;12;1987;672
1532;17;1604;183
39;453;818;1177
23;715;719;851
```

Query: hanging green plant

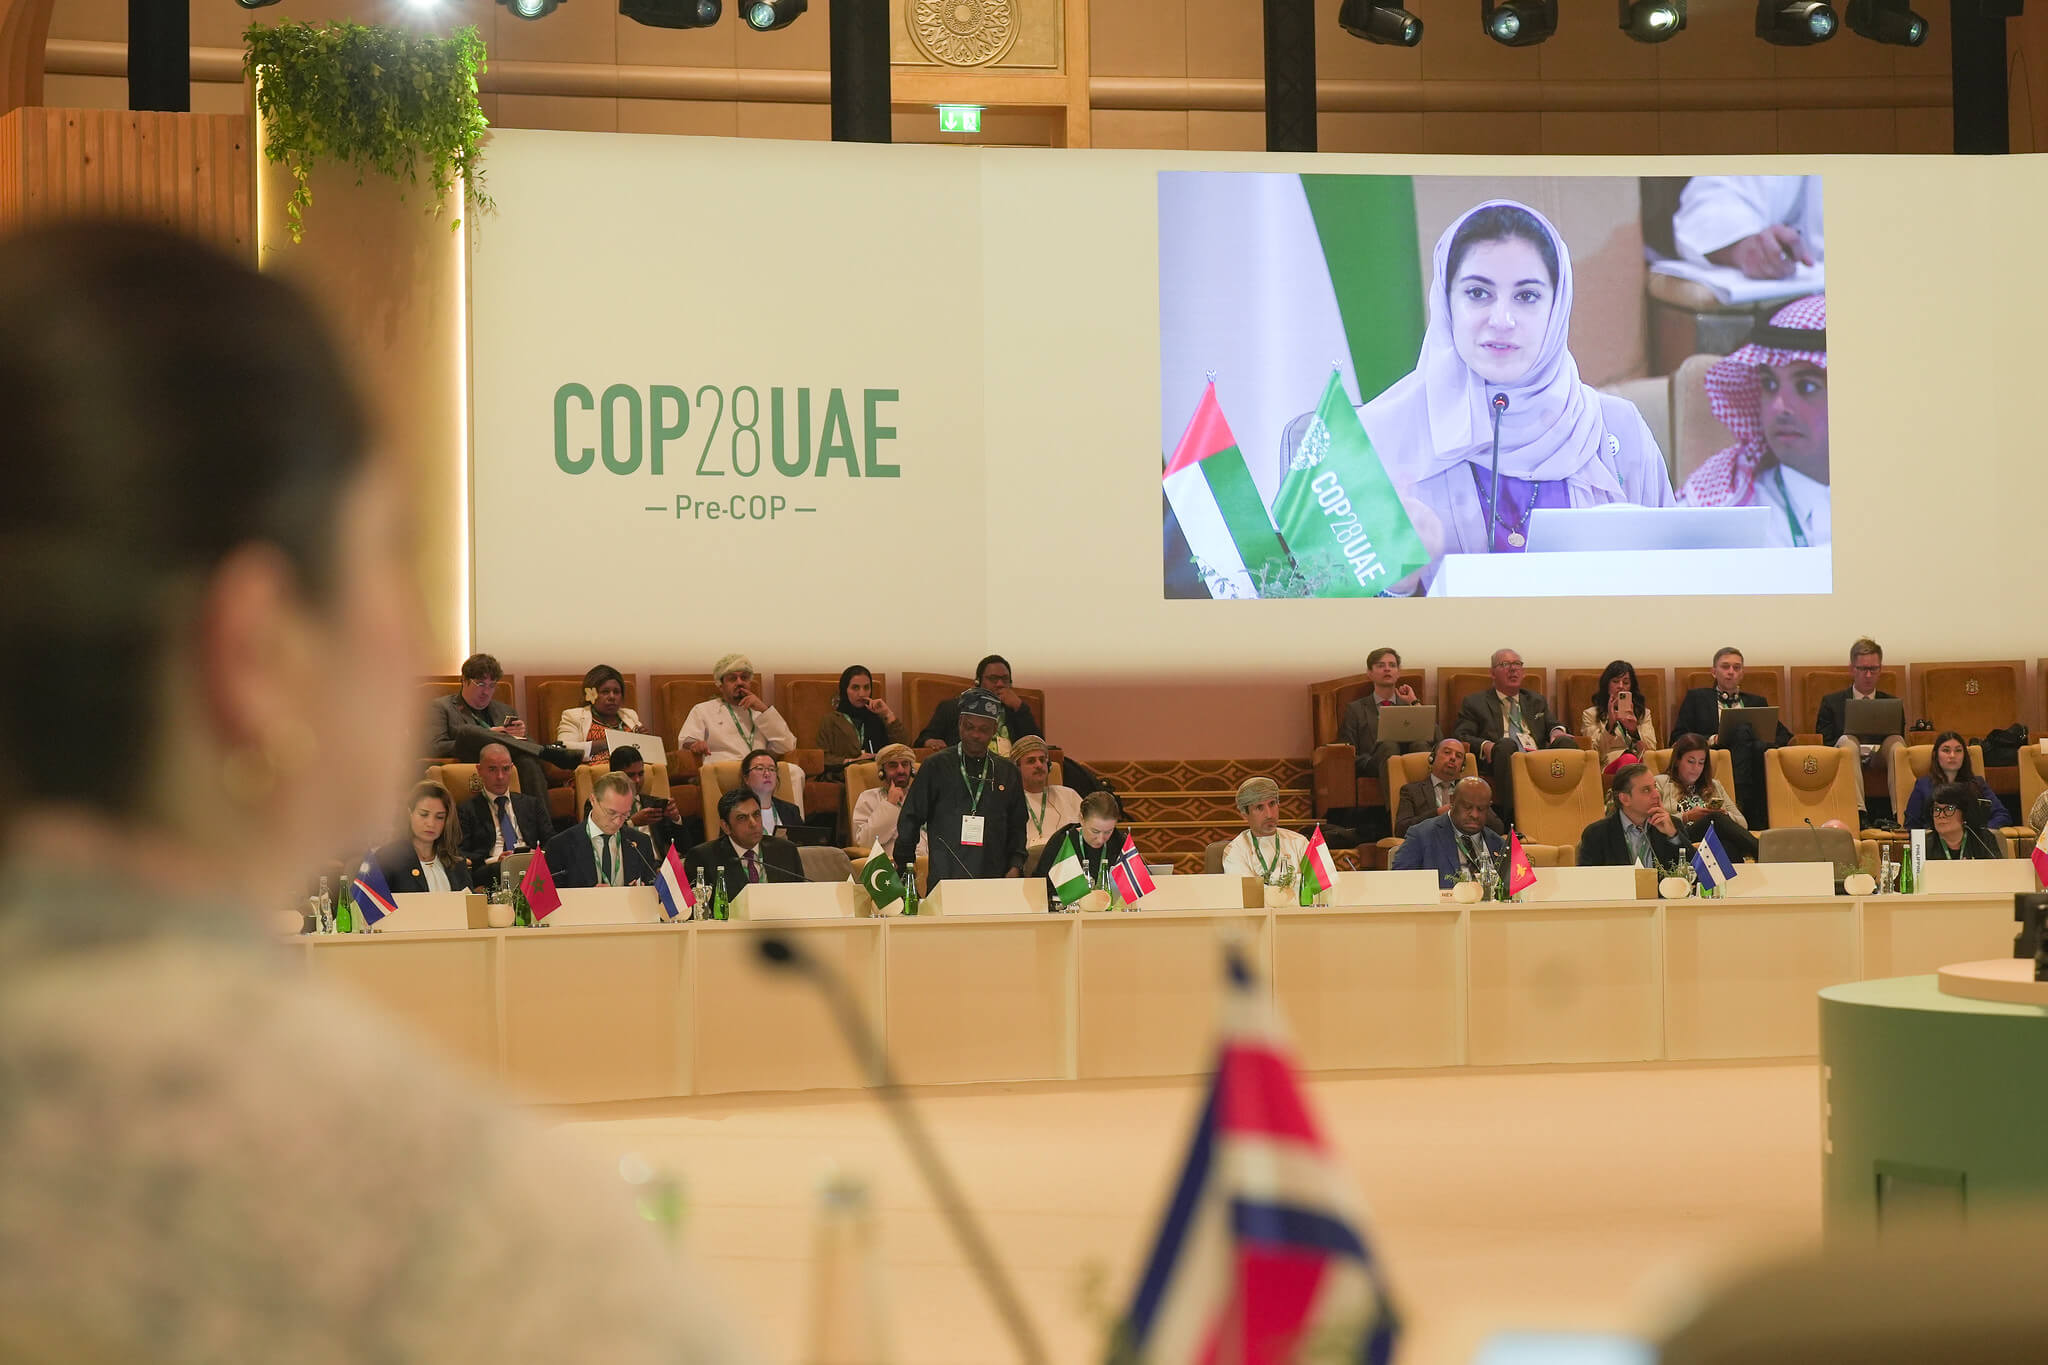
245;20;492;243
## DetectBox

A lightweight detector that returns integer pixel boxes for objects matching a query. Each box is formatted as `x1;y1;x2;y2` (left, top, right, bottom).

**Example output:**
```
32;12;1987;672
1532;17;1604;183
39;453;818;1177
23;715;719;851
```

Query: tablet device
1375;703;1437;744
781;824;838;848
1843;696;1905;742
1715;705;1778;743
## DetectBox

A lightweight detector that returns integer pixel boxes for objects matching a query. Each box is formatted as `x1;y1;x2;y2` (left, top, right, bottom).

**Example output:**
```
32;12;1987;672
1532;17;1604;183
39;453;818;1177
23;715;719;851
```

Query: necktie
1460;835;1479;875
497;796;519;853
600;833;614;885
745;850;761;883
1505;697;1526;743
1626;822;1649;868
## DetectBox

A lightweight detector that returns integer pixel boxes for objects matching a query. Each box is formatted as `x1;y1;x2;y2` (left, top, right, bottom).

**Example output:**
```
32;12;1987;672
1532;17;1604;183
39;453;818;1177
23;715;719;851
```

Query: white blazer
556;705;644;758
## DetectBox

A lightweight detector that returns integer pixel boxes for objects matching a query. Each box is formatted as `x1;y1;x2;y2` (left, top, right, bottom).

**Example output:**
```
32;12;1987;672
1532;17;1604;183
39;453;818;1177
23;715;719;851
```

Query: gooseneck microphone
756;936;1049;1365
1487;391;1510;552
1801;817;1840;880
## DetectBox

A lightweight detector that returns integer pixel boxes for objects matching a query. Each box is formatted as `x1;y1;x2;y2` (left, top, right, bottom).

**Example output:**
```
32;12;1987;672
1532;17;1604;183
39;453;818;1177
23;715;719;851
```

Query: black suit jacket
1394;777;1504;837
1454;688;1567;754
1672;688;1792;749
542;822;659;889
459;790;553;864
1816;687;1896;747
373;838;472;894
681;835;807;901
915;697;1042;749
1576;811;1686;869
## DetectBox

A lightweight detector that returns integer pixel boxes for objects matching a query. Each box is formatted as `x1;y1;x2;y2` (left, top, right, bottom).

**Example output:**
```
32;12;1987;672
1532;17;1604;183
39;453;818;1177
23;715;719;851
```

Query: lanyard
1771;466;1809;548
722;701;759;747
956;748;990;813
1028;789;1051;836
1250;833;1276;879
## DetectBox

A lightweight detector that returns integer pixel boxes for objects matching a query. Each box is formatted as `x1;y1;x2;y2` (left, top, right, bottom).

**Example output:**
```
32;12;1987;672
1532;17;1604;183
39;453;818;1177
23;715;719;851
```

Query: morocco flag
520;849;562;921
1163;382;1293;599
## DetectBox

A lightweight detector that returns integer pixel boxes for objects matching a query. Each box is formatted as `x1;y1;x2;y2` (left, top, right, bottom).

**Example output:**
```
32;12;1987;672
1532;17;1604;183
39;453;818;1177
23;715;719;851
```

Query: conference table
292;883;2026;1105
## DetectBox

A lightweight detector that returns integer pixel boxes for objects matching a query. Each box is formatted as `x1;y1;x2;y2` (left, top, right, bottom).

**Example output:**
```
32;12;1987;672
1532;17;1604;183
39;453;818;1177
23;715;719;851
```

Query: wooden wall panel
0;107;250;259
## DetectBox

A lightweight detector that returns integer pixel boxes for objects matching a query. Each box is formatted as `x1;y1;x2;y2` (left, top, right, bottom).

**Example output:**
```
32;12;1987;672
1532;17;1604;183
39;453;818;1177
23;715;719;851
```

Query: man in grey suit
1452;647;1575;822
1394;737;1504;838
1337;646;1441;786
426;652;581;801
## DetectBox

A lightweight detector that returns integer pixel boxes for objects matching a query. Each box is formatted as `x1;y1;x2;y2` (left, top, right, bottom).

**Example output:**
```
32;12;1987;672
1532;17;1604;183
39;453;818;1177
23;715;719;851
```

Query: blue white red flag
1111;839;1158;904
1117;948;1399;1365
350;854;398;930
655;843;695;921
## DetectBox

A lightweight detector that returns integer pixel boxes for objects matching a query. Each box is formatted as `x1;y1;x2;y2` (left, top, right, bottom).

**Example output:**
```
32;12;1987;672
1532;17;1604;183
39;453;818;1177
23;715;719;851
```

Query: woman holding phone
1580;659;1657;761
1656;733;1758;862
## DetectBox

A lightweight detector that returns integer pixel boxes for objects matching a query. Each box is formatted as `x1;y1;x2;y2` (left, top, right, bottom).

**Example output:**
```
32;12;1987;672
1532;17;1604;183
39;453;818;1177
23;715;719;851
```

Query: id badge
960;815;986;847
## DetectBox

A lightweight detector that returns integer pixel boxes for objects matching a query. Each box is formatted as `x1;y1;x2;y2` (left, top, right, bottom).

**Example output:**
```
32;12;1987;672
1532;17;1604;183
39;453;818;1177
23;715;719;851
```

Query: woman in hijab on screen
1349;199;1675;594
0;225;741;1362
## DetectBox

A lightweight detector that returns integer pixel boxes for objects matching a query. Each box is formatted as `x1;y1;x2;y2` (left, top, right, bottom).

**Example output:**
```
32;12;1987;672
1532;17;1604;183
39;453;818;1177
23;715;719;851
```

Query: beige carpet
546;1062;1820;1364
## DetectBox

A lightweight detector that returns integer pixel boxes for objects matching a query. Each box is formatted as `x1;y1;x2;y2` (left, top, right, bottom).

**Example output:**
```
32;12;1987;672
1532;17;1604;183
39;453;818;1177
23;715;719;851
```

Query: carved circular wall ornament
1802;756;1820;776
910;0;1018;67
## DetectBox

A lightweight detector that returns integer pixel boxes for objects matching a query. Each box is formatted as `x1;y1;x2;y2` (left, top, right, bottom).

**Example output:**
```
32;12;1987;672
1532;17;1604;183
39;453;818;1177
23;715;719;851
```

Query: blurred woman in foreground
0;225;739;1362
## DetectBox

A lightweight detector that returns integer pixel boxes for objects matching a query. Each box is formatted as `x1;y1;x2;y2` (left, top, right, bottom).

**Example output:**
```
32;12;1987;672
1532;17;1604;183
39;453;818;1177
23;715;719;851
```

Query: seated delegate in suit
553;662;651;762
1814;637;1905;818
1453;648;1574;820
375;780;472;895
916;653;1043;756
458;741;553;887
543;771;657;889
677;652;797;764
1655;733;1758;863
1014;736;1081;862
735;746;807;839
1902;731;2011;830
1579;658;1657;762
1220;776;1309;888
816;663;908;771
1337;646;1438;784
1395;738;1502;838
683;786;807;901
1923;781;2005;861
1671;646;1790;830
1029;791;1131;894
1578;763;1688;871
426;651;582;799
1392;777;1507;890
853;743;925;854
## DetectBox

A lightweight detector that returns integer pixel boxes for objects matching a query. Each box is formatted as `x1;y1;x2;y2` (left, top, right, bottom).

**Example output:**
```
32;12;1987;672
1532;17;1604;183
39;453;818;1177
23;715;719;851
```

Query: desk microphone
1801;817;1842;879
1487;392;1510;552
756;936;1049;1365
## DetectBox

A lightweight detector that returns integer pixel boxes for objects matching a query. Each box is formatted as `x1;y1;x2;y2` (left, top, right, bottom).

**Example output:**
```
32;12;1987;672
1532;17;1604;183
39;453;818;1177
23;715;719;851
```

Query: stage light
1845;0;1926;44
742;0;805;29
1481;0;1557;47
497;0;562;18
620;0;721;29
1756;0;1837;44
1338;1;1423;45
1619;0;1686;42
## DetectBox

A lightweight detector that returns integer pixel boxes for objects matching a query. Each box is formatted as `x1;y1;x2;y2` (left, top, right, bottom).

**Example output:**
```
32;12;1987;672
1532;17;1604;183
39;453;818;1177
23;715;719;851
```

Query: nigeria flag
1046;832;1091;910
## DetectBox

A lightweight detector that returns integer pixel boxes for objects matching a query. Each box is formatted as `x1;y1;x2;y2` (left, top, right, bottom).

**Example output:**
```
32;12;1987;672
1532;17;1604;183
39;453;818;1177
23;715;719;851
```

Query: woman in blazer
554;663;648;761
376;781;472;893
1902;730;2010;830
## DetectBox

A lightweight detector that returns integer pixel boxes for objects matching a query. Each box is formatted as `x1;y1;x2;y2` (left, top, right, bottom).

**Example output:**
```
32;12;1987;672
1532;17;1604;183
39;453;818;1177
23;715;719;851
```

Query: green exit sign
937;104;983;134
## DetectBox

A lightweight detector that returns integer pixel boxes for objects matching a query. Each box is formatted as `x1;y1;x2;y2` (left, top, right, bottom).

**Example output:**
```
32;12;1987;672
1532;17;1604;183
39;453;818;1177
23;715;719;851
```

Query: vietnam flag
520;849;562;921
1163;382;1293;599
1506;830;1537;897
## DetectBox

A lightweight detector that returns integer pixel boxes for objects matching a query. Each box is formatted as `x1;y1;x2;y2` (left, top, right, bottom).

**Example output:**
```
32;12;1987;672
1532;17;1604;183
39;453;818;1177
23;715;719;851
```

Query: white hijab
1365;199;1618;492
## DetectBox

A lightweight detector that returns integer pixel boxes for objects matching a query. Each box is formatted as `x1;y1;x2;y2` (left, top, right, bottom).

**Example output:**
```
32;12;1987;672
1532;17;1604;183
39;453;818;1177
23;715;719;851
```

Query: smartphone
639;794;668;812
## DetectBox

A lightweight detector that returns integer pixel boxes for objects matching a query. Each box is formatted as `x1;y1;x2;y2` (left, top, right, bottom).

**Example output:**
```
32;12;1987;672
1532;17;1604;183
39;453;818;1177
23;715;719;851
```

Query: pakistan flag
1271;369;1428;596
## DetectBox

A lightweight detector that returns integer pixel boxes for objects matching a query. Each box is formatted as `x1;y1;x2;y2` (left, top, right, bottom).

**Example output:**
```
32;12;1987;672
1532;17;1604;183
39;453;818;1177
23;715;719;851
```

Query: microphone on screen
756;937;1049;1365
1492;391;1510;413
1487;392;1510;553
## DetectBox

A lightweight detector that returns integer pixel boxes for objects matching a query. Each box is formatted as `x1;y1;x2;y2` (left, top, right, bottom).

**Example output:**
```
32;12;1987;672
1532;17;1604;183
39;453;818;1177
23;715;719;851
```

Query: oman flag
1164;382;1293;599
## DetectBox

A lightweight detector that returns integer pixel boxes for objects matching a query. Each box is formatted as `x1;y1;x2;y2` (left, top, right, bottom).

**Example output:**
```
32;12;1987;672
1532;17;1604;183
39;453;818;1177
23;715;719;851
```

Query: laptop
1843;697;1906;743
1375;703;1437;745
780;824;839;848
1523;505;1776;554
1715;705;1779;744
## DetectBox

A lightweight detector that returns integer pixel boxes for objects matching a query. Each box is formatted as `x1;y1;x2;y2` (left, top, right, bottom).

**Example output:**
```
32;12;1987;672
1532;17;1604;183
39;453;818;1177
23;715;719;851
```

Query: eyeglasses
1931;804;1960;817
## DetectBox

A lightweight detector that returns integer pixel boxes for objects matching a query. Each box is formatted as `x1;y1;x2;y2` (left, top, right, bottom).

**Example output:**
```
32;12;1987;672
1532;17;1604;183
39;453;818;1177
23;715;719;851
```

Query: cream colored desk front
292;890;2026;1104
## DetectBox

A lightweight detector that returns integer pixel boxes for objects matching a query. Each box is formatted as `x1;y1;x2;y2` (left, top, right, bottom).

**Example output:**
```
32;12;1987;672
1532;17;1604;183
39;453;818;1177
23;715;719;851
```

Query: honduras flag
1692;823;1737;890
350;854;398;930
1118;948;1399;1365
654;843;695;921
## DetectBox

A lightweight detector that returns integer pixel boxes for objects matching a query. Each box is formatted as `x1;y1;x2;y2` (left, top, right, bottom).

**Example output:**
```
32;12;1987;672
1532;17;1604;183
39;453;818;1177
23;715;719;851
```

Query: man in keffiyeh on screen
1678;293;1829;548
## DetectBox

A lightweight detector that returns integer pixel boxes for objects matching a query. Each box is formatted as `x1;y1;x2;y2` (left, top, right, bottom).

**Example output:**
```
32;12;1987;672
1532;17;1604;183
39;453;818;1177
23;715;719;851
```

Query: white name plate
549;886;665;926
1138;873;1258;911
381;890;481;932
1723;862;1835;898
1329;869;1442;907
730;882;859;921
1512;865;1653;903
1919;860;2038;895
924;878;1049;916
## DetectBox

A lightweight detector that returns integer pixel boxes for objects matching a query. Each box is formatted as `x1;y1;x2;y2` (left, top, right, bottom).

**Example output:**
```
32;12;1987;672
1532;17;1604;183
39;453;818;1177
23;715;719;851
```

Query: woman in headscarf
815;664;906;769
1677;293;1829;548
1355;200;1674;594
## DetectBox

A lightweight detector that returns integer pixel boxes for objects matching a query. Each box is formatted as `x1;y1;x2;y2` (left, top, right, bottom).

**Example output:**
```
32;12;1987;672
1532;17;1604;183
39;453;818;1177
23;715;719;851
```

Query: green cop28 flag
1272;369;1428;596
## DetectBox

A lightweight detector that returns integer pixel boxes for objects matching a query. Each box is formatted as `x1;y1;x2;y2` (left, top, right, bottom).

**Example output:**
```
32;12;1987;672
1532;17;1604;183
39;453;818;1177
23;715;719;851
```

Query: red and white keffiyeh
1679;293;1827;508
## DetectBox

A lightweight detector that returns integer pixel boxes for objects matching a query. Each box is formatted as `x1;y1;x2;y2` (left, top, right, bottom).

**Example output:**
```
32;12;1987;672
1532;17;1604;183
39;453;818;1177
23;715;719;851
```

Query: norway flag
1110;839;1158;905
1118;949;1399;1364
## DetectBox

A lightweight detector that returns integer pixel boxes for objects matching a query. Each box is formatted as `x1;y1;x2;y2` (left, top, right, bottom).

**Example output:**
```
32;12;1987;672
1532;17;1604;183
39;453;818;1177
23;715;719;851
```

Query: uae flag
1271;369;1429;596
1162;382;1292;599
